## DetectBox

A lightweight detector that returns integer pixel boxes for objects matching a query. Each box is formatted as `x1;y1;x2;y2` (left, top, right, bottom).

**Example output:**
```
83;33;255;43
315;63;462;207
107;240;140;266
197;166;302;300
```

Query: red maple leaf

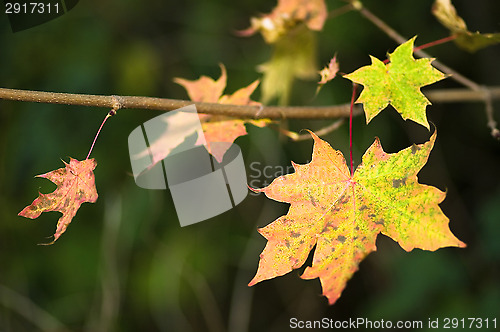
18;158;98;244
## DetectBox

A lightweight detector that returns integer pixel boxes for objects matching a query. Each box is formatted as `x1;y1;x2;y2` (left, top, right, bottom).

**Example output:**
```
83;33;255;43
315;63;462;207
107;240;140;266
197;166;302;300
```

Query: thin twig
2;87;500;119
279;119;346;141
327;3;355;19
482;88;500;139
425;87;500;102
355;4;482;91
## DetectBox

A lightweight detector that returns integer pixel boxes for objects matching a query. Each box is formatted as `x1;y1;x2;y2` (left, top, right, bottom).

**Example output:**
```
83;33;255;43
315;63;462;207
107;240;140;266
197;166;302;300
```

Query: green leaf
259;25;318;105
455;32;500;53
344;37;446;129
249;131;465;305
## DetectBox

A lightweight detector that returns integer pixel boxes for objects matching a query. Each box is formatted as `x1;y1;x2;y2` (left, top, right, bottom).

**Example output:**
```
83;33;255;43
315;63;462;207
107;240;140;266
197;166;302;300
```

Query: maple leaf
238;0;324;104
172;64;269;162
133;110;205;167
249;131;465;305
238;0;327;44
18;158;98;244
432;0;500;52
318;55;339;85
258;25;319;105
173;64;227;104
344;37;446;130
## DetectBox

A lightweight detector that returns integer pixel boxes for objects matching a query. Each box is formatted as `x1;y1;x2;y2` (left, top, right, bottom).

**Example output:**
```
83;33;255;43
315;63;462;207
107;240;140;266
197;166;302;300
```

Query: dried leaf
432;0;500;52
318;55;339;85
19;158;98;244
432;0;467;32
239;0;327;44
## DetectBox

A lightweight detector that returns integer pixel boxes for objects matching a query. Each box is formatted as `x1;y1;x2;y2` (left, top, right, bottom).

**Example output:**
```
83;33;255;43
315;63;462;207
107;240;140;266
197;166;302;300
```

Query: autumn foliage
16;0;496;307
174;64;269;162
248;131;465;304
19;158;98;244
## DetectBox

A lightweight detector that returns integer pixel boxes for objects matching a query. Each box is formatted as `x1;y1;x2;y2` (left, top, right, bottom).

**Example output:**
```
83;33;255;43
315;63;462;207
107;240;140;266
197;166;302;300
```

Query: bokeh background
0;0;499;331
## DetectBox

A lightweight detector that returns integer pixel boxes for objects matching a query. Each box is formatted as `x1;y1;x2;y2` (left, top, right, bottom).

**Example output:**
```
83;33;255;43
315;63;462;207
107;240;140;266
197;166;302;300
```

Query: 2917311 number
5;2;59;14
443;318;497;329
4;1;73;32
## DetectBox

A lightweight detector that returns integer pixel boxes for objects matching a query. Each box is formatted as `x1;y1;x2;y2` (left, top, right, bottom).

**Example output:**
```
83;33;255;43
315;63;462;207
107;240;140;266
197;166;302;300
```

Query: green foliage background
0;0;499;331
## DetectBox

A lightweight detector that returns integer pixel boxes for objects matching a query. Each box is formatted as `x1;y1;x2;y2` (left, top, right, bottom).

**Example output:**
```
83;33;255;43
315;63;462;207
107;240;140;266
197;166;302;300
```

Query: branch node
492;128;500;140
110;95;124;112
481;86;499;140
351;0;363;11
255;104;265;118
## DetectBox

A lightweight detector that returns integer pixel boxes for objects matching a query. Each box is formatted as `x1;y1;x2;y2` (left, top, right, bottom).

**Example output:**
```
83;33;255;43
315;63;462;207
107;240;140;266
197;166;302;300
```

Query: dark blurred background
0;0;499;331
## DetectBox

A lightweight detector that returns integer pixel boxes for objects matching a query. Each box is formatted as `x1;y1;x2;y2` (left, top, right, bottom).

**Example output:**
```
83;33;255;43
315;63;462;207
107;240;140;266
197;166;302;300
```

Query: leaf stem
327;3;355;19
382;35;458;64
349;83;358;177
86;109;116;160
279;119;345;141
413;35;457;52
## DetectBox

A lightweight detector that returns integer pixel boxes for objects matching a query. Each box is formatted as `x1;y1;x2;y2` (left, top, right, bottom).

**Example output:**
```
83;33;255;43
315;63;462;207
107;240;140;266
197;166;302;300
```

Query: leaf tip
428;125;438;142
248;185;264;194
247;279;258;287
304;129;319;141
36;234;57;246
248;269;268;287
37;240;56;246
419;119;431;131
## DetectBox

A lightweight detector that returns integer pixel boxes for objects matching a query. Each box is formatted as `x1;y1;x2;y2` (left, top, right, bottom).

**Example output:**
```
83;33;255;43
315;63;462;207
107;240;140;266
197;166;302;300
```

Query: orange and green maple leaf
249;130;465;305
344;37;446;130
18;158;98;244
174;64;269;162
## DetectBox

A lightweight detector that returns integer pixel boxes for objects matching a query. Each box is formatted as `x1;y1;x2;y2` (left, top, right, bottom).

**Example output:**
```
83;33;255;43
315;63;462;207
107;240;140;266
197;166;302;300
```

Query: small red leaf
18;158;98;244
318;55;339;85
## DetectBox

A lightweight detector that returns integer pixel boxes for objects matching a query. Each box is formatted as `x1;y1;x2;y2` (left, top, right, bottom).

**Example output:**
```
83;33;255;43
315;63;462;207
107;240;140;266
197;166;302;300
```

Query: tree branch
425;87;500;102
0;87;358;119
355;4;482;91
1;86;500;119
